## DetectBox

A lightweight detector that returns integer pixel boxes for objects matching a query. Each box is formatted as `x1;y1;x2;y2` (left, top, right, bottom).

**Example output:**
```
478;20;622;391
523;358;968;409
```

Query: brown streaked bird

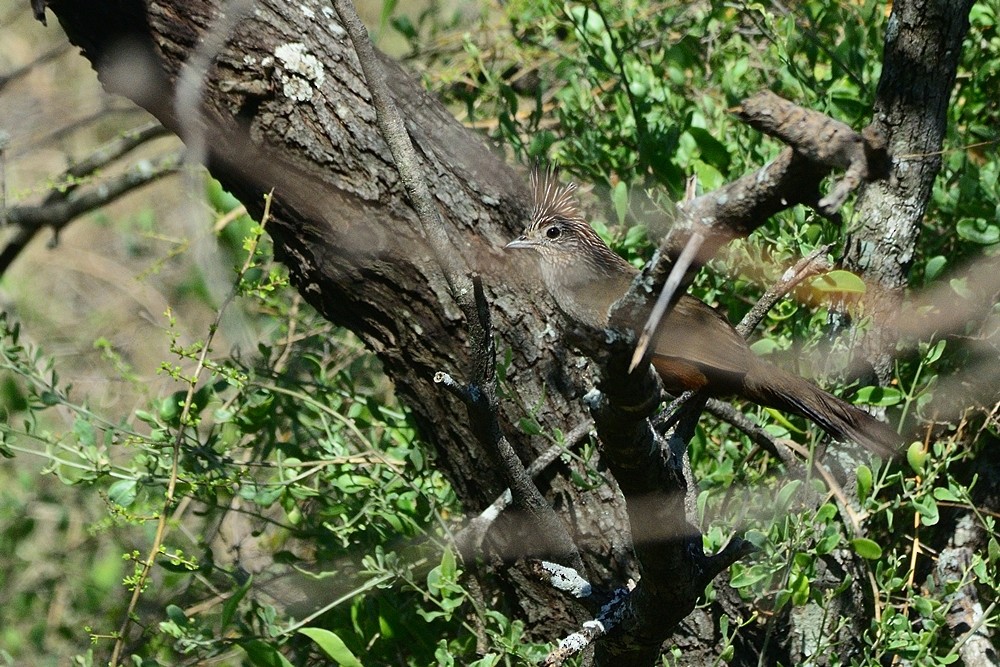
506;169;899;457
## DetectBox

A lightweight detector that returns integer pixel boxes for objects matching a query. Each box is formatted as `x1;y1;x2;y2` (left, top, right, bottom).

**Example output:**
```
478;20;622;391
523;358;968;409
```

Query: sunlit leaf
299;628;364;667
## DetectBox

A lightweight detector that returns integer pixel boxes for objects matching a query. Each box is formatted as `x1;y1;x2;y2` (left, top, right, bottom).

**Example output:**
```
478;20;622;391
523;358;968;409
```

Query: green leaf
749;338;781;355
775;479;803;514
729;565;772;588
815;502;838;523
815;530;841;555
206;178;243;214
790;571;810;606
253;485;284;507
856;464;873;503
440;547;457;580
299;628;363;667
134;410;159;426
691;159;725;191
773;589;792;612
906;441;927;474
850;537;883;560
107;479;137;508
74;418;97;447
956;217;1000;244
808;270;867;295
426;565;442;595
159;395;180;423
221;576;252;631
166;604;188;627
931;486;961;502
518;418;542;436
390;15;417;41
686;127;731;172
379;0;398;32
950;277;974;299
158;558;196;573
242;639;295;667
912;496;939;526
853;385;904;407
988;538;1000;565
924;339;946;364
912;595;935;617
924;255;947;283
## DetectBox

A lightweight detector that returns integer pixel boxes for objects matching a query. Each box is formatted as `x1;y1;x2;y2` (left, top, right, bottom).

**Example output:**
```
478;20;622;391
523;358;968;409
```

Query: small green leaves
956;217;1000;244
912;496;940;526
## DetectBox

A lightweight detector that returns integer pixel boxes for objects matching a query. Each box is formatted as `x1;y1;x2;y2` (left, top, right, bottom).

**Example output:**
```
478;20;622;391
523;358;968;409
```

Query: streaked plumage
506;167;899;457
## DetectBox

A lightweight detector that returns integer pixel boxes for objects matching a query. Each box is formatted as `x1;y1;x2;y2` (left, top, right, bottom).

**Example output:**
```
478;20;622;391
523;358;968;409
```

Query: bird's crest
530;164;584;228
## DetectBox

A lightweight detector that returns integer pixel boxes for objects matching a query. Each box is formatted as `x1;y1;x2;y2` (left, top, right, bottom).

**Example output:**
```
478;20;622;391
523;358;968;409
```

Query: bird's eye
545;226;562;239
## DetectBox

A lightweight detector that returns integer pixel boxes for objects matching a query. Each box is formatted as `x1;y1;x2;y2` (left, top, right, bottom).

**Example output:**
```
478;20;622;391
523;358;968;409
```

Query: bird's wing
653;296;752;376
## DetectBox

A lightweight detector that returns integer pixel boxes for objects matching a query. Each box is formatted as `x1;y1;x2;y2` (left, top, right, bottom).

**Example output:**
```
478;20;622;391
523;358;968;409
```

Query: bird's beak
505;235;534;250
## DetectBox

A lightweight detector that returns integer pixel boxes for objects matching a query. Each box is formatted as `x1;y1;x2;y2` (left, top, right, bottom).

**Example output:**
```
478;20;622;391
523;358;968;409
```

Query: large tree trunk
44;0;632;636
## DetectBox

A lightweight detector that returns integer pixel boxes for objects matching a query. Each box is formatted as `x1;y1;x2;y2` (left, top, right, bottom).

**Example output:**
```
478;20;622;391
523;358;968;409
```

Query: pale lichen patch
273;42;326;102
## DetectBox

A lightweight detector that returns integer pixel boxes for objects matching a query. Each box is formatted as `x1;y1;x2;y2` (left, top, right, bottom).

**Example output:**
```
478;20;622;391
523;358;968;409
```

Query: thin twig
2;152;181;275
703;398;789;462
330;0;469;297
736;244;832;338
43;122;171;204
629;231;705;372
453;420;592;558
948;601;998;661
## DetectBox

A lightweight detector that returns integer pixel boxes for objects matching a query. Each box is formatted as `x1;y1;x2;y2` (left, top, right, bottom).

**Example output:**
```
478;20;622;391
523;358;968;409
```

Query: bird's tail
744;361;901;458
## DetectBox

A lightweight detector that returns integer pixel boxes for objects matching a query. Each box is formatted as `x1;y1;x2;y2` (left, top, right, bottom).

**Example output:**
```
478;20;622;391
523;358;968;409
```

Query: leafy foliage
0;187;505;666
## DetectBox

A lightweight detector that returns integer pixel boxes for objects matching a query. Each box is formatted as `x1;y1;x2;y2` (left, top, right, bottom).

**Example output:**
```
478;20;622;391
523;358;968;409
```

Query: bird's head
505;166;636;326
505;167;614;268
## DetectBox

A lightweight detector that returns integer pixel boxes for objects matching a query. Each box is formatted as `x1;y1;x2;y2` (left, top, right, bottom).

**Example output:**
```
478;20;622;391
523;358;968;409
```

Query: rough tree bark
29;0;978;664
844;0;975;382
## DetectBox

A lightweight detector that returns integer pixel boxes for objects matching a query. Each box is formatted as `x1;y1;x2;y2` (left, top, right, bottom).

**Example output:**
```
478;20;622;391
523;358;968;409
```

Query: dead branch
2;152;181;275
